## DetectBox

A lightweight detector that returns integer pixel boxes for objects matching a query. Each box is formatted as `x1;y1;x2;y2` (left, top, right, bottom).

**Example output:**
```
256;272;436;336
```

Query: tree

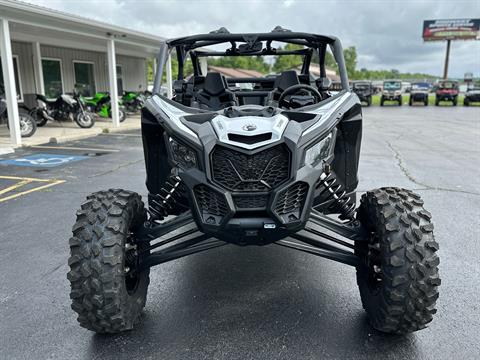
272;44;304;73
343;46;357;79
209;56;269;73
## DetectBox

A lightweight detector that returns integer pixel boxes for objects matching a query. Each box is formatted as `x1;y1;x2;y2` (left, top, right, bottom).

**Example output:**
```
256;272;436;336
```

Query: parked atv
0;92;37;137
352;80;373;106
435;80;459;106
409;82;430;106
380;80;402;106
34;90;95;128
83;92;127;122
68;28;440;335
463;86;480;106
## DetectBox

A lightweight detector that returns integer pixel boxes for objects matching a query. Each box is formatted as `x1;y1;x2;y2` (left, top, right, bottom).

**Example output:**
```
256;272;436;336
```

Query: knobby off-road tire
68;189;150;333
355;187;440;334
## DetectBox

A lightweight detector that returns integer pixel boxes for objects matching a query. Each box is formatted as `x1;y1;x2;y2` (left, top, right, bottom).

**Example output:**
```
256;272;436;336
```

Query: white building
0;0;164;147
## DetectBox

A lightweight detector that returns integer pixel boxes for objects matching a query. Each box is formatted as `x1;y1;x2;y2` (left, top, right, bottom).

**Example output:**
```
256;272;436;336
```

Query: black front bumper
179;147;322;244
436;94;457;101
410;93;428;101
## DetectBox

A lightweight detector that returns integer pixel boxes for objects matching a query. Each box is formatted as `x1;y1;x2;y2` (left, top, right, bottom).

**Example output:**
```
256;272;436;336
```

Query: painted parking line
0;175;65;203
29;145;120;152
0;153;89;168
100;133;142;137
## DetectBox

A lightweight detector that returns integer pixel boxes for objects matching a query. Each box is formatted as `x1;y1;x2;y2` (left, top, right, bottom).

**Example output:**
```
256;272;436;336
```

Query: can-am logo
242;124;257;131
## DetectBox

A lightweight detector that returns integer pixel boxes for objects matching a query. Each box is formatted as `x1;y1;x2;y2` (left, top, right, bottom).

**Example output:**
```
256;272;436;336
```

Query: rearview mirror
238;41;263;54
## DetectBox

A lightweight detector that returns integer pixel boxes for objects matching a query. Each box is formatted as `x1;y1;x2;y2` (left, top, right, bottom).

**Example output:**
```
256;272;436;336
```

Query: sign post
422;18;480;79
443;39;451;79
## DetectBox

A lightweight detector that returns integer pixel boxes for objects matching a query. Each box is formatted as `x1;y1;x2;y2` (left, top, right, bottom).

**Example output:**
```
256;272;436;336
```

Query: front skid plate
135;211;367;270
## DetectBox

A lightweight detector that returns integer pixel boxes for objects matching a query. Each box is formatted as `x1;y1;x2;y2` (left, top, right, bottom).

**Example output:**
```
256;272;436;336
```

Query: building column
32;42;44;94
0;18;21;146
107;38;119;127
166;52;172;98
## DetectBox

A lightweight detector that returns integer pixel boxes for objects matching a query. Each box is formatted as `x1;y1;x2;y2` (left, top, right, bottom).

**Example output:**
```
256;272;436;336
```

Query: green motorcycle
121;91;143;113
83;92;126;122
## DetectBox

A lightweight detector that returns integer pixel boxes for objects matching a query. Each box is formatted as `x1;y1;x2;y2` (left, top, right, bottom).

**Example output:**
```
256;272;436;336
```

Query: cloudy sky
29;0;480;78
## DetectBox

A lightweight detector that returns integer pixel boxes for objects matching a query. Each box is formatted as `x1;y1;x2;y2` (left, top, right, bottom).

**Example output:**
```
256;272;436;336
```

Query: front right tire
68;189;150;333
355;187;440;334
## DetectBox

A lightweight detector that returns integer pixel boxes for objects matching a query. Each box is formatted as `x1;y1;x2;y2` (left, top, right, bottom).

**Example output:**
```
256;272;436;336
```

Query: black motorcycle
0;86;37;138
34;89;95;129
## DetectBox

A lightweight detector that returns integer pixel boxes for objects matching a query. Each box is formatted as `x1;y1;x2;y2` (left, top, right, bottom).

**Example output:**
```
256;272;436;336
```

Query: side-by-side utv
352;80;374;106
68;27;440;335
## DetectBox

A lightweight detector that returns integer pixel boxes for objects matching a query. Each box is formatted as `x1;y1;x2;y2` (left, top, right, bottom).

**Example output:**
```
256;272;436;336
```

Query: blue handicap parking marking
0;153;89;167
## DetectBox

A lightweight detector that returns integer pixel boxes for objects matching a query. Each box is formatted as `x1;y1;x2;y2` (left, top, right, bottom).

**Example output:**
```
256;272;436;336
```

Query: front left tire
355;187;440;334
68;189;150;333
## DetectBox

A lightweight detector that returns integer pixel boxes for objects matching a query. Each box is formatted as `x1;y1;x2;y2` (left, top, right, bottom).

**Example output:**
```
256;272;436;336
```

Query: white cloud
28;0;480;77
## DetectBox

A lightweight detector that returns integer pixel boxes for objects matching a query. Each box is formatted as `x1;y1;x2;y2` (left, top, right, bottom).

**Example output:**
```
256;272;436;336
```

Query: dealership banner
423;19;480;41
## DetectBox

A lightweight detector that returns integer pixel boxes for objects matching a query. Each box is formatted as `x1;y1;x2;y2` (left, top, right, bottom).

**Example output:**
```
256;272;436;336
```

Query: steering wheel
278;84;322;109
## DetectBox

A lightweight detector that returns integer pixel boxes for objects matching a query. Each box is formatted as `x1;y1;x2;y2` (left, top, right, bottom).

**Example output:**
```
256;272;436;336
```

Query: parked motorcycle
34;89;95;128
121;89;151;113
83;92;126;122
121;91;142;113
0;86;37;137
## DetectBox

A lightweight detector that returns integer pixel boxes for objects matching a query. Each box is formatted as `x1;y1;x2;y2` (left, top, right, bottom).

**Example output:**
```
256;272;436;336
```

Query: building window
74;61;96;97
42;58;63;99
116;65;123;95
0;56;23;101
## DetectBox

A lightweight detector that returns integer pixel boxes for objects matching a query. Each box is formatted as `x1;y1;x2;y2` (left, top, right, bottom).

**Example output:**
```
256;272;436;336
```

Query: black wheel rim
125;233;141;295
365;232;383;294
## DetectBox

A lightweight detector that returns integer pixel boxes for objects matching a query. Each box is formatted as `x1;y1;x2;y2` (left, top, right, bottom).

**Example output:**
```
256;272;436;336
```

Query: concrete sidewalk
0;115;140;154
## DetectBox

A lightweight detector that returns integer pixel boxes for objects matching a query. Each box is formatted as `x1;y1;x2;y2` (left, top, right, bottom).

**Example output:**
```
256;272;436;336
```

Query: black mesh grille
194;185;228;218
233;194;268;209
211;144;290;192
274;182;309;219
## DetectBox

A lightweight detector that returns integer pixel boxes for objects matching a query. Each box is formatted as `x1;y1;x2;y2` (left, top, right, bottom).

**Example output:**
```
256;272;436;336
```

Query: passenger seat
192;72;237;110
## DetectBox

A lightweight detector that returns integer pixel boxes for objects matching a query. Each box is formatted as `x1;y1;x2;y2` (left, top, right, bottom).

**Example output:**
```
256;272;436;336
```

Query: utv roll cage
152;27;350;95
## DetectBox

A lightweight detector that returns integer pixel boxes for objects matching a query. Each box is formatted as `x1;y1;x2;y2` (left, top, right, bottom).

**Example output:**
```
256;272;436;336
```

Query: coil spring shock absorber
317;164;356;221
148;175;184;221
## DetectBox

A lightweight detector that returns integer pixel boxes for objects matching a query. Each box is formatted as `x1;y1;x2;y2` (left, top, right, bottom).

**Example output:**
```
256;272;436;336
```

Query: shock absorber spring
317;166;356;222
148;175;184;221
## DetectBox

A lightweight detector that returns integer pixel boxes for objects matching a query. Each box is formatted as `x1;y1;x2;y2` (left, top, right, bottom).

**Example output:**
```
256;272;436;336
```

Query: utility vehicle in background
352;80;374;106
463;86;480;106
381;80;403;106
67;28;440;335
435;80;459;106
409;82;430;106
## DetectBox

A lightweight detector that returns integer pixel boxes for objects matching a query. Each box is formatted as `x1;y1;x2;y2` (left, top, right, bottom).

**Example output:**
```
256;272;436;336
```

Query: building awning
0;0;166;148
0;0;164;57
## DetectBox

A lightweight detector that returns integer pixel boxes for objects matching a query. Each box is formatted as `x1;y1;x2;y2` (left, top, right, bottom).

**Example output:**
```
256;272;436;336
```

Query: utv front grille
194;185;229;223
233;194;269;209
274;182;309;222
211;144;290;192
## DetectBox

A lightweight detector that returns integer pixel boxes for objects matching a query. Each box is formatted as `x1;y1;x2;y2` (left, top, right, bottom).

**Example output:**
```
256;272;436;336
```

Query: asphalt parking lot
0;105;479;360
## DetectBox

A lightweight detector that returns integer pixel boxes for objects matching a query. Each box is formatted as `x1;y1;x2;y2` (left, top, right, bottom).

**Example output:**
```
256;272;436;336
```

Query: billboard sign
423;19;480;41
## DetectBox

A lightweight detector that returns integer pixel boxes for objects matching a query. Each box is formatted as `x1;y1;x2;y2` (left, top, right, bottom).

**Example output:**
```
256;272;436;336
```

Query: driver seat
267;70;300;105
192;72;237;110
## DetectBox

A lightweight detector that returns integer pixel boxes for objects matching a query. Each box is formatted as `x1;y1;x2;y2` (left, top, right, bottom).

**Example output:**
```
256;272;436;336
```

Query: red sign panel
423;19;480;41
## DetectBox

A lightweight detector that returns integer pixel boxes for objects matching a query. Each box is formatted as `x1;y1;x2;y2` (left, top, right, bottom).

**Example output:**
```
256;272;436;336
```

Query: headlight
304;132;334;167
394;91;401;95
168;137;197;169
